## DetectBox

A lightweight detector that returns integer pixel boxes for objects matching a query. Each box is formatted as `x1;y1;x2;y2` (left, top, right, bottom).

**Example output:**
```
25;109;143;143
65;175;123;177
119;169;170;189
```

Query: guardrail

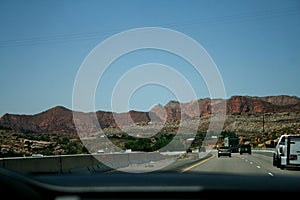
252;147;275;152
248;148;274;157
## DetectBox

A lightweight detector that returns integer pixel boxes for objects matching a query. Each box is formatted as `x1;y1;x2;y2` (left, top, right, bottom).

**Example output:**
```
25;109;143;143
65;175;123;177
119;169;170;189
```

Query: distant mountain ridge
0;95;300;135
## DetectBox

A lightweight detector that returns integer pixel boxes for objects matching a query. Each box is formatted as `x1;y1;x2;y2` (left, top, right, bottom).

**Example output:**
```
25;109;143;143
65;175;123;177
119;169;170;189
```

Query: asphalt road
112;150;300;176
178;150;300;177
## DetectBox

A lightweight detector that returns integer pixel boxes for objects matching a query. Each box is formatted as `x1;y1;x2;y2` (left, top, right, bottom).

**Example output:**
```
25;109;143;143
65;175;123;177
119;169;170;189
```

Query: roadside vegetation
0;128;88;157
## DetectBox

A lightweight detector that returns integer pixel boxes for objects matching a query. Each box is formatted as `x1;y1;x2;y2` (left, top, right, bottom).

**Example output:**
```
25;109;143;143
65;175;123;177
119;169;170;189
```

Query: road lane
182;151;300;177
77;150;300;176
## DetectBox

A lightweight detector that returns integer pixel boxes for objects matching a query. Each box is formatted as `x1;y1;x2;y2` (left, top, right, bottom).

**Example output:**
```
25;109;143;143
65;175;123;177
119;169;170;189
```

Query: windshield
0;0;300;199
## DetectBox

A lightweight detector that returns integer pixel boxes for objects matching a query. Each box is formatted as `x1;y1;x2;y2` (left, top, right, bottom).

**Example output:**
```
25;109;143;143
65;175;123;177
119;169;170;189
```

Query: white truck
273;134;300;169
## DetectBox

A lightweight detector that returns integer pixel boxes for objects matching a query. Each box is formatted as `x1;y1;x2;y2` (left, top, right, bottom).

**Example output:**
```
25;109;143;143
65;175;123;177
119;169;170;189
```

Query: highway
111;149;300;176
1;149;300;176
173;150;300;177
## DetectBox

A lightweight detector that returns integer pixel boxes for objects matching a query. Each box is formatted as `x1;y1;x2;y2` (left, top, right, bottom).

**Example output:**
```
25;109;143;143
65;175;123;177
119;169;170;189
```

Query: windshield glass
0;0;300;197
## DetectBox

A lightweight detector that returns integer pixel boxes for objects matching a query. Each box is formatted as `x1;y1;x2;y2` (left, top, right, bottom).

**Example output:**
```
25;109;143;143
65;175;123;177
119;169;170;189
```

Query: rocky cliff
1;95;299;135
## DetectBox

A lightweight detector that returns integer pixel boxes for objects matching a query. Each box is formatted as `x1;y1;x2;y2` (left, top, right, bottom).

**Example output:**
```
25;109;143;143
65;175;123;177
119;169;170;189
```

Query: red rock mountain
0;95;300;135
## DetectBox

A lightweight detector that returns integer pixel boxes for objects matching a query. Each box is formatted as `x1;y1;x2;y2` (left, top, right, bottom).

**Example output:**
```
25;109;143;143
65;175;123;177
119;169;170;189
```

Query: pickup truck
273;134;300;169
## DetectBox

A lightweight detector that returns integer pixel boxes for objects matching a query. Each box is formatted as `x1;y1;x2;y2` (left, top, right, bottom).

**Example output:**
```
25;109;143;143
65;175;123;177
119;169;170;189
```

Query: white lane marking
241;155;272;176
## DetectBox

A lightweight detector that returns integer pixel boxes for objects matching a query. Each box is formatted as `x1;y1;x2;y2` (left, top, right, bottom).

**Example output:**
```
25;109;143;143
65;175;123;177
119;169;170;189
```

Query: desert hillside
0;95;299;135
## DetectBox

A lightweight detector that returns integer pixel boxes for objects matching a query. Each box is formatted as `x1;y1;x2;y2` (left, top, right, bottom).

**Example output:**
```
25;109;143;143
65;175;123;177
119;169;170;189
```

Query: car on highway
186;148;192;153
31;154;44;157
97;149;105;154
239;144;252;155
217;146;232;157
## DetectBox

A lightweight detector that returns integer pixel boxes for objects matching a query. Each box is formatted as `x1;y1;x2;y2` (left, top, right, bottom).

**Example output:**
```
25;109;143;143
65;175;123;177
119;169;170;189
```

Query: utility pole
262;112;265;133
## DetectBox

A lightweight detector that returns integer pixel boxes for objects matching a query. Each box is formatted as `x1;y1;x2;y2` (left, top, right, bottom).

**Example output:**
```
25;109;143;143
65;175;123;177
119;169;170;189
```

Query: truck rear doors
287;136;300;166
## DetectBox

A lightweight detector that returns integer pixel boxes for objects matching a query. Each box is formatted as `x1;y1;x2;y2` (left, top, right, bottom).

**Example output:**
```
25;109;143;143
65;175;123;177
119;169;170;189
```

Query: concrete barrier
0;152;167;174
1;156;61;174
128;152;164;164
94;153;130;169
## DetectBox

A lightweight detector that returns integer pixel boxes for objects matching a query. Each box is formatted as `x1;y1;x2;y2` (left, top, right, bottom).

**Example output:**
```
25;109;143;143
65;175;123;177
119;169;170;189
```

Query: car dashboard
1;167;300;200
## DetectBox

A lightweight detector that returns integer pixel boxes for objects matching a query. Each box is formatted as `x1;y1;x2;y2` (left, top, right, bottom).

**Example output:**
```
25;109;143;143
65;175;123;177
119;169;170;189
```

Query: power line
0;7;298;48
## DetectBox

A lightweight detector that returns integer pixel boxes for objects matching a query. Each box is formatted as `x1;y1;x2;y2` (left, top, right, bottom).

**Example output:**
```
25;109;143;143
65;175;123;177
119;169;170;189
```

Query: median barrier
128;152;165;165
0;152;167;174
94;153;130;169
1;156;61;174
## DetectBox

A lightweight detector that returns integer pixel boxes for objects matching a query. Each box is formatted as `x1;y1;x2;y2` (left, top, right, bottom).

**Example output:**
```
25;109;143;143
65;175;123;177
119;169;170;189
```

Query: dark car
186;148;192;153
218;146;232;157
239;144;252;155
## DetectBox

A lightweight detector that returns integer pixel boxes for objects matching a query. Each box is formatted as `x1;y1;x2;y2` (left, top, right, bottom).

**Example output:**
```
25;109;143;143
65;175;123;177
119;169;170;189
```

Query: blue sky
0;0;299;117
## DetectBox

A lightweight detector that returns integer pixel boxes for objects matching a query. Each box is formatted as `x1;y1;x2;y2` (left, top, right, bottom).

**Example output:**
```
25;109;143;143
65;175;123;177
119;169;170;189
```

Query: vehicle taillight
289;155;297;160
